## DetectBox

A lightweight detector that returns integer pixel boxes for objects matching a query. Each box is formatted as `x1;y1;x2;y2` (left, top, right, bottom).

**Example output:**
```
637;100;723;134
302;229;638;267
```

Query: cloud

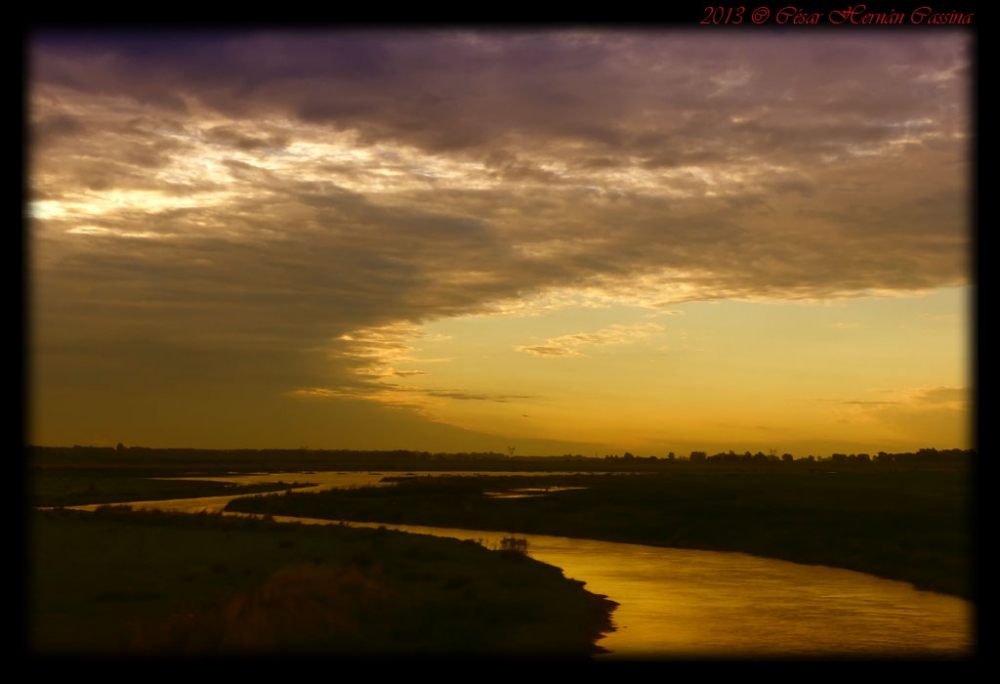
911;386;968;406
516;345;581;357
423;390;532;403
828;386;969;447
292;382;530;407
28;31;971;431
516;323;664;357
834;386;967;411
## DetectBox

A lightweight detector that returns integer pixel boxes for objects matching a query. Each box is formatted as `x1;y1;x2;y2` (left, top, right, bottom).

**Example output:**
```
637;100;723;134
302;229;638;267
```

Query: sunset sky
28;30;972;457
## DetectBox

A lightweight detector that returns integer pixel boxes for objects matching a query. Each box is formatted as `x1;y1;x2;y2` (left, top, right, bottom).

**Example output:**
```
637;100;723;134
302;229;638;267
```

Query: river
69;471;973;658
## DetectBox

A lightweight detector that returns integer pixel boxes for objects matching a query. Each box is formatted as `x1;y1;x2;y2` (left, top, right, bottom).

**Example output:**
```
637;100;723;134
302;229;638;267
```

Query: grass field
30;507;616;657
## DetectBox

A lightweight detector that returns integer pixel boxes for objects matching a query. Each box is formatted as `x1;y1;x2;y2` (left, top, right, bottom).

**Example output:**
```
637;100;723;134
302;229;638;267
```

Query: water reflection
70;471;972;658
484;486;588;499
249;517;970;658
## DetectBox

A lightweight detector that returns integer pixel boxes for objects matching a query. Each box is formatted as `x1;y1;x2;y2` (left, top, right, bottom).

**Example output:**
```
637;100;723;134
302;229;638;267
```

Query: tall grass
127;563;391;654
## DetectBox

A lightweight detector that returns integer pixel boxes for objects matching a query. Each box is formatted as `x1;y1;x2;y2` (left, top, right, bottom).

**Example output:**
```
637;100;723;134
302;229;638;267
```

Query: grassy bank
226;470;971;600
29;507;616;657
29;471;316;508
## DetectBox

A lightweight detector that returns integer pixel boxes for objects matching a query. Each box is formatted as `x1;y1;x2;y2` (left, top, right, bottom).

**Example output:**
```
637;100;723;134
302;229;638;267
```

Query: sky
27;29;973;457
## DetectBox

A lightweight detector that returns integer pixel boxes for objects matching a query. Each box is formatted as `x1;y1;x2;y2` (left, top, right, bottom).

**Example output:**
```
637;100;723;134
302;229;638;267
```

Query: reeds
127;563;391;654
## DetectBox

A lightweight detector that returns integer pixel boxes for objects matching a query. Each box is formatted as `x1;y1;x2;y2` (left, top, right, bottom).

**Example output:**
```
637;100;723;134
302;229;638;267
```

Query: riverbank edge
240;509;965;600
29;507;620;658
223;475;969;602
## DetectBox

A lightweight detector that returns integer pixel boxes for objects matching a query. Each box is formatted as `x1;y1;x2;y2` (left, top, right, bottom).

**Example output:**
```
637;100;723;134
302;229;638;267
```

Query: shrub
497;537;529;555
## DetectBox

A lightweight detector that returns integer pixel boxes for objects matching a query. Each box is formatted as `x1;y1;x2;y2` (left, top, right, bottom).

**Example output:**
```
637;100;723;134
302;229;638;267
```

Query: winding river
70;471;973;658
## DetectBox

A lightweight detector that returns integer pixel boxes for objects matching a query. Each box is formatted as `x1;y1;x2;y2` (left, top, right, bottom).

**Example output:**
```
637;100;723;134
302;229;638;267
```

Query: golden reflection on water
71;471;973;658
323;521;972;659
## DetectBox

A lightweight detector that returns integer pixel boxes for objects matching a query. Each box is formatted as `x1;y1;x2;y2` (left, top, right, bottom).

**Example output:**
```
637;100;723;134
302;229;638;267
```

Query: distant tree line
29;444;974;468
602;447;974;465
